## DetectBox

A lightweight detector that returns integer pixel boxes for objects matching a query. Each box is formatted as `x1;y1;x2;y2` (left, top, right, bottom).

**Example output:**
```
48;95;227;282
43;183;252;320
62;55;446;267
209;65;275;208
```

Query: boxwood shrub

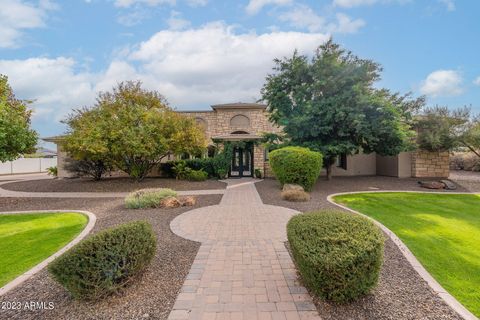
269;146;322;191
48;221;156;300
287;210;384;303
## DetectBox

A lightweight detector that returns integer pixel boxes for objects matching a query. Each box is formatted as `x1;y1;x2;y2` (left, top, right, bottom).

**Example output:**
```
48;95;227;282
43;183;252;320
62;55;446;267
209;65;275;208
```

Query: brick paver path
169;178;321;320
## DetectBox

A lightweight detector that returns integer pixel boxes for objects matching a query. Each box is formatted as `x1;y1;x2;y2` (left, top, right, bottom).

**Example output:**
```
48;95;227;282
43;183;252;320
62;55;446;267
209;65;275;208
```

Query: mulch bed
256;176;465;320
1;177;227;193
0;195;222;320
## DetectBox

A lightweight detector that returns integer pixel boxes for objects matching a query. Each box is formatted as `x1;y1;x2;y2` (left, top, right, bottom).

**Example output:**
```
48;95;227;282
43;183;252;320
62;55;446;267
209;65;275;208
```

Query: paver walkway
169;178;321;320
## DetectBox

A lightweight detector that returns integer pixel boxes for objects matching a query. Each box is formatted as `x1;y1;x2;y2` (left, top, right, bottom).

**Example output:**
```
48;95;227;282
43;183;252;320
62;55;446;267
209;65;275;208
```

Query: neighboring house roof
36;147;57;156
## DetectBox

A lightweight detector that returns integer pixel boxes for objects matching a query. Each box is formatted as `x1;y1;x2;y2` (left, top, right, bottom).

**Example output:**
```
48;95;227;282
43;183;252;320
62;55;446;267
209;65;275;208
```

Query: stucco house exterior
45;102;450;179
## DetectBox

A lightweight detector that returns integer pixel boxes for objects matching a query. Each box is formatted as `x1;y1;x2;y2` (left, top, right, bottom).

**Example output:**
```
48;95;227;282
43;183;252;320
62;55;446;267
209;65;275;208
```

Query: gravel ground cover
256;176;469;320
0;195;222;320
1;177;226;193
449;170;480;192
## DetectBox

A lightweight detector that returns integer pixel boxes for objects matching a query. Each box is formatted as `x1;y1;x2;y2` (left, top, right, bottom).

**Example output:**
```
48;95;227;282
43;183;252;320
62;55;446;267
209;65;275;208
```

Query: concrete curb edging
326;190;479;320
0;210;97;297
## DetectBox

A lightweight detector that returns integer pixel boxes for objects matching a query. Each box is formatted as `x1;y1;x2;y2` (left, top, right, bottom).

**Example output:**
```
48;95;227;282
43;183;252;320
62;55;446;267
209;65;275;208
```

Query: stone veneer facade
181;103;282;177
411;150;450;178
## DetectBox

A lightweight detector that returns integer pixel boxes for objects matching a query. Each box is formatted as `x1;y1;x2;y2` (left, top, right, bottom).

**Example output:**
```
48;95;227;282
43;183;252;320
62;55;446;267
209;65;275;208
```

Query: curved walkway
169;179;320;320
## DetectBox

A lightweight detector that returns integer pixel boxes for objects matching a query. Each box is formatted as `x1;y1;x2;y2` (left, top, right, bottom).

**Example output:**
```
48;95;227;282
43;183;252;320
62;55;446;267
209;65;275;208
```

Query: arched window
230;114;250;128
195;117;207;130
231;131;249;134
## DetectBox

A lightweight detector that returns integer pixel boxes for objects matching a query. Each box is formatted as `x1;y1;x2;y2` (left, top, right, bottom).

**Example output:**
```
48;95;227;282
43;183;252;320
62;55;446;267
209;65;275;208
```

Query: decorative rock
440;180;457;190
179;196;196;207
283;184;305;192
417;181;445;189
159;197;182;208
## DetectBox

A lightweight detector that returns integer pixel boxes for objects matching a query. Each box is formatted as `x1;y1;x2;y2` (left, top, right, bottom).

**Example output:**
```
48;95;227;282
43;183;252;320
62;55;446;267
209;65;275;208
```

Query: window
336;154;347;170
230;114;250;128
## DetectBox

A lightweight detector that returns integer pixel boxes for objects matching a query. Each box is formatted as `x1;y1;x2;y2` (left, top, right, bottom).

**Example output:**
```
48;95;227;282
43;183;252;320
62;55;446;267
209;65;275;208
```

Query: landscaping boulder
179;196;196;207
418;181;445;189
440;180;457;190
283;184;305;192
159;197;182;208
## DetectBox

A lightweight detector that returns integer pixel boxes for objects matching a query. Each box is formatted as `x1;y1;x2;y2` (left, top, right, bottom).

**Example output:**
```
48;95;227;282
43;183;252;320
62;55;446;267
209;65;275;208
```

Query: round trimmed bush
48;221;156;300
269;146;322;191
287;210;384;303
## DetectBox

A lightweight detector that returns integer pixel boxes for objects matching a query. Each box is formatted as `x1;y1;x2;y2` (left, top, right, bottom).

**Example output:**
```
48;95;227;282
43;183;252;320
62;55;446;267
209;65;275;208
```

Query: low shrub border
0;210;96;297
328;190;479;320
287;210;384;303
48;221;156;300
125;188;177;209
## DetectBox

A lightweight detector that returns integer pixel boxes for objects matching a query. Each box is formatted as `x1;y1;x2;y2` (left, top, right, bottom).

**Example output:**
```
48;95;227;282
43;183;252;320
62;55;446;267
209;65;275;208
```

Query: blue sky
0;0;479;147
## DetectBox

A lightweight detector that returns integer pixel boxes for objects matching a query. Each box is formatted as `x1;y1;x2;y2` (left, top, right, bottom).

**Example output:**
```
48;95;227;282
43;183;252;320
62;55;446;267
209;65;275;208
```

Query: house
44;102;450;179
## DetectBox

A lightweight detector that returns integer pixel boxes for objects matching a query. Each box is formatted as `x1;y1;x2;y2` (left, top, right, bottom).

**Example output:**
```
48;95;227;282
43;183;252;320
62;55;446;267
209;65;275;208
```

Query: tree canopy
63;81;207;181
0;75;38;162
261;40;423;179
417;106;480;157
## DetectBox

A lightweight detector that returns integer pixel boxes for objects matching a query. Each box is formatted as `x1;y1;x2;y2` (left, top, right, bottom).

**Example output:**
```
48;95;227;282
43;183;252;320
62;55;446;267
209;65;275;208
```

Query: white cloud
439;0;455;11
333;0;408;8
0;0;56;48
166;11;191;30
128;22;328;106
186;0;207;6
114;0;175;7
245;0;292;15
0;23;328;133
0;57;95;121
279;6;365;34
420;70;463;97
474;77;480;86
117;9;150;26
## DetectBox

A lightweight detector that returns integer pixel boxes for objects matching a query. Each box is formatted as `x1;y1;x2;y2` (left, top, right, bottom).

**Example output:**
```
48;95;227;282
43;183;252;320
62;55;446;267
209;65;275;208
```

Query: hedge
48;221;156;300
287;210;384;303
269;146;322;191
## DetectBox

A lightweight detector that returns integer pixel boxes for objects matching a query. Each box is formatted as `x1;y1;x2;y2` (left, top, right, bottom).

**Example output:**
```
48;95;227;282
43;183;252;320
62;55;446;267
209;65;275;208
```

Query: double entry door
230;146;253;177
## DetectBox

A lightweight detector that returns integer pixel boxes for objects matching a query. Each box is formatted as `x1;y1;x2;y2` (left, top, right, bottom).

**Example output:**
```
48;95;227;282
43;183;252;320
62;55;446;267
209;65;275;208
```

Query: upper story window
230;114;250;128
195;117;207;130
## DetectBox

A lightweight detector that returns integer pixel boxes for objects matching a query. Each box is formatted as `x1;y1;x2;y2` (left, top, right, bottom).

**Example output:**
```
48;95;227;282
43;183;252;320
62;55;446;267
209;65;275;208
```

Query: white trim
0;210;96;296
326;191;479;320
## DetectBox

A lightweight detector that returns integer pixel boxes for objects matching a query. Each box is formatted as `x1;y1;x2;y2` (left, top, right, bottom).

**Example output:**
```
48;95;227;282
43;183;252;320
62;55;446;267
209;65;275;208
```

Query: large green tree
261;40;423;179
0;75;38;162
63;81;206;181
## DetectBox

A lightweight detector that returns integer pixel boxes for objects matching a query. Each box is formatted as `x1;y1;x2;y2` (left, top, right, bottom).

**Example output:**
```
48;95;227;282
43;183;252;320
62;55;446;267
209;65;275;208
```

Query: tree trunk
326;163;333;180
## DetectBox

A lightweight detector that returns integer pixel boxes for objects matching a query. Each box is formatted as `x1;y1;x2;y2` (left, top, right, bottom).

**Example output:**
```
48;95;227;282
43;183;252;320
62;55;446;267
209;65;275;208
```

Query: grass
333;192;480;317
0;212;88;287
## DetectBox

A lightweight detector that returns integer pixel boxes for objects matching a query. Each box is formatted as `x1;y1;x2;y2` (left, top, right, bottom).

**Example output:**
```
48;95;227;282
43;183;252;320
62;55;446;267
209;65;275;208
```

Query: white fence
0;158;57;175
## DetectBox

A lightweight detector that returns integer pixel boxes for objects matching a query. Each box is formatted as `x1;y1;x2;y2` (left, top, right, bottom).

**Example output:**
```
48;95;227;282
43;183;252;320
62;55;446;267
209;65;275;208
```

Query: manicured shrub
48;221;156;300
287;210;384;303
254;168;262;179
281;189;310;202
125;188;177;209
269;146;322;191
185;169;208;181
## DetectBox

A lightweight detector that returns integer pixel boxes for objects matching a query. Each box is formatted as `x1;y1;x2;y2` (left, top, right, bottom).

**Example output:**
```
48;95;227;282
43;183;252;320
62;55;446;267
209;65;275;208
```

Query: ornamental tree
0;75;38;162
63;81;207;181
261;40;423;179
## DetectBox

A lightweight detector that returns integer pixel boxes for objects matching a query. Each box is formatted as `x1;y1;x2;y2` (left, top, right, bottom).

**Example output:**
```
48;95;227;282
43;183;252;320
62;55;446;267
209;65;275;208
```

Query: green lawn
0;212;88;287
333;192;480;317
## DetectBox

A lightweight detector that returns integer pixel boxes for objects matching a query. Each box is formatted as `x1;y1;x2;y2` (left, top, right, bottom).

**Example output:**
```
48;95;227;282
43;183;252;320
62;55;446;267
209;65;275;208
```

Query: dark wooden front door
230;146;253;177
